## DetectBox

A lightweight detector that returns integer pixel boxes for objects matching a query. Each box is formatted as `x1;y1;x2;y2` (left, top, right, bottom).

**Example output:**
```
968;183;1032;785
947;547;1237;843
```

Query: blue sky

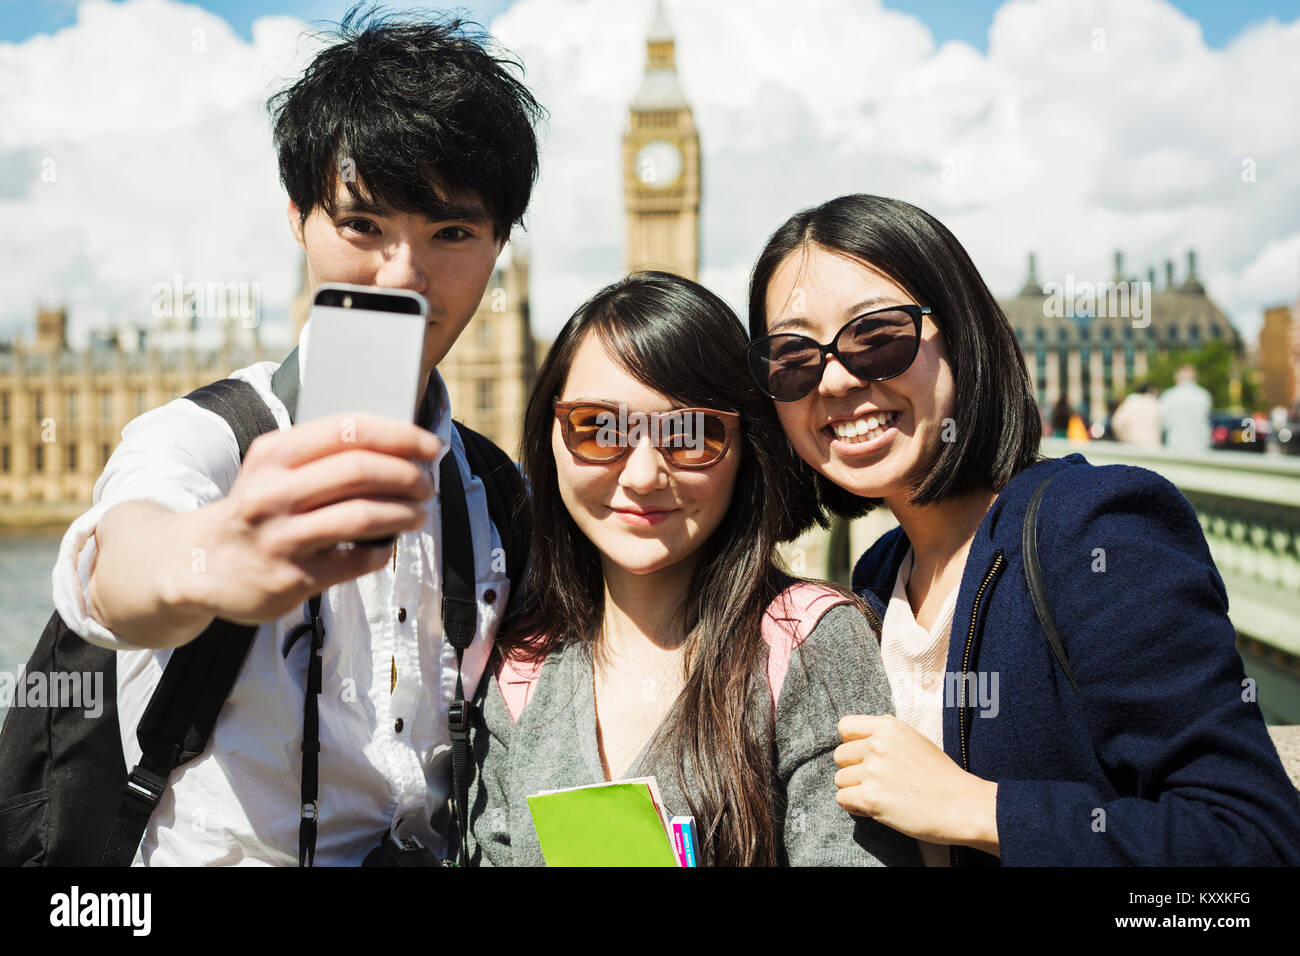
4;0;1298;47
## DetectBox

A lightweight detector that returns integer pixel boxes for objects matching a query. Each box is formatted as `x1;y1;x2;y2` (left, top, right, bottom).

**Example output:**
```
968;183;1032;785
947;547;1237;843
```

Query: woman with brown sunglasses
466;271;919;866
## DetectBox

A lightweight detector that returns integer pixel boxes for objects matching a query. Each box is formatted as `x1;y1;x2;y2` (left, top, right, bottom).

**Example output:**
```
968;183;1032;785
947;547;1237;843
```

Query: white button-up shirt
51;319;510;865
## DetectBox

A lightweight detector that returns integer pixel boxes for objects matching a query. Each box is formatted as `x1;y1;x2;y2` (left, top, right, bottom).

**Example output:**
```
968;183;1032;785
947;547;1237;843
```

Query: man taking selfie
48;5;542;865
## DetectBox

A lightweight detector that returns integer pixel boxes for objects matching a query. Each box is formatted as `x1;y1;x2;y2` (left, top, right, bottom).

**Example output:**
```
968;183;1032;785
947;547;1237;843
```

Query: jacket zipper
951;549;1004;868
862;599;882;633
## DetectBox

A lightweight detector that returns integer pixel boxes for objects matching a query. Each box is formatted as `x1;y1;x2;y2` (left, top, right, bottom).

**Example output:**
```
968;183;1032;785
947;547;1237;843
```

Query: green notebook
526;776;680;867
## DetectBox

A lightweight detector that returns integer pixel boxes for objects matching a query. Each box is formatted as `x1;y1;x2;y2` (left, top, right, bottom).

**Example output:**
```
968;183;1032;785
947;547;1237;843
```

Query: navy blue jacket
851;452;1300;866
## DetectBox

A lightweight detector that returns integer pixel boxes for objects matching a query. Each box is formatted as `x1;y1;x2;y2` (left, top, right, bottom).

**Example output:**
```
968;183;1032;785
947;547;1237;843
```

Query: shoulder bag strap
1022;473;1079;693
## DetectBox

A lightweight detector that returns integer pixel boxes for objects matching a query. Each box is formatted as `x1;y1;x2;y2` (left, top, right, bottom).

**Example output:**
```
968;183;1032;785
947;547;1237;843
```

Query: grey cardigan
467;601;922;866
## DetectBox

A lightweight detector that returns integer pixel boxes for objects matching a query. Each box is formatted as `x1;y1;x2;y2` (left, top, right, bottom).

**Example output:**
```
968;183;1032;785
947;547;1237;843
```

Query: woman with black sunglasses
466;271;919;866
745;194;1300;865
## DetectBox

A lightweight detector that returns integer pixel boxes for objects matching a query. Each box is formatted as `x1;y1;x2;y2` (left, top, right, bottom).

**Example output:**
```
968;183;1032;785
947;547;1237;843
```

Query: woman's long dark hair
501;271;829;866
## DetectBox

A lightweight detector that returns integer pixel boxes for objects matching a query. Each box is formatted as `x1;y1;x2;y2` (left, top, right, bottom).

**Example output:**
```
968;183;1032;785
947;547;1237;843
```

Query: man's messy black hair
268;3;544;240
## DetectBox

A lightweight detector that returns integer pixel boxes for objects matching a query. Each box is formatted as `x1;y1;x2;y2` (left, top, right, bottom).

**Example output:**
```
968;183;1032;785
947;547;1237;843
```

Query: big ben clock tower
623;1;700;281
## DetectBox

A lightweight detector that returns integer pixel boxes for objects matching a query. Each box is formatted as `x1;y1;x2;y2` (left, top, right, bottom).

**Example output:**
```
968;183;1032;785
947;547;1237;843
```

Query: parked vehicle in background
1210;413;1270;453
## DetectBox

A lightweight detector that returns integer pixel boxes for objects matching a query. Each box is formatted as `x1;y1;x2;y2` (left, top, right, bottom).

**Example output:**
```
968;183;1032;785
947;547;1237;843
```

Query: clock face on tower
635;140;682;188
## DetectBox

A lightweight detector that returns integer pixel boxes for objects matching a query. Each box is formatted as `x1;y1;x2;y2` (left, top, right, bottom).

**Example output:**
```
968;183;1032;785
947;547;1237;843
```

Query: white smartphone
297;282;430;547
297;283;429;425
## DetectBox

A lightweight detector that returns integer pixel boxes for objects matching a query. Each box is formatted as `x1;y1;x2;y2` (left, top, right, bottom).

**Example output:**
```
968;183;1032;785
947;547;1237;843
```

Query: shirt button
483;589;496;605
394;718;405;733
397;607;406;623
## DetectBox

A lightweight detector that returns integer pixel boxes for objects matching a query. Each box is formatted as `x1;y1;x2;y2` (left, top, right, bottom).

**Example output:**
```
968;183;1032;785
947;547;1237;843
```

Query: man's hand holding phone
167;412;439;627
177;283;435;624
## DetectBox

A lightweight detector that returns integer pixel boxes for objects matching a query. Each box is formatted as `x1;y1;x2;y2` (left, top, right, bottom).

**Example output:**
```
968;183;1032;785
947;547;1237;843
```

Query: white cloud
0;0;314;345
1;0;1297;353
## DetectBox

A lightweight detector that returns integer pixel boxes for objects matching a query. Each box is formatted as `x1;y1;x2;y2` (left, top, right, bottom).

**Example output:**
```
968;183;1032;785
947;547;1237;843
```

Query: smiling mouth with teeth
824;411;900;444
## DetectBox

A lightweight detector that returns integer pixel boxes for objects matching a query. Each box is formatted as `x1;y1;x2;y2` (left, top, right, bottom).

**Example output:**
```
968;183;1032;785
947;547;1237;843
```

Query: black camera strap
287;445;479;868
283;594;324;866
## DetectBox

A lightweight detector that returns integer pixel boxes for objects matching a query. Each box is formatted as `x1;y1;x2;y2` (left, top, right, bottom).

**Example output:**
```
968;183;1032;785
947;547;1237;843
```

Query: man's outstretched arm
62;405;438;651
85;500;221;650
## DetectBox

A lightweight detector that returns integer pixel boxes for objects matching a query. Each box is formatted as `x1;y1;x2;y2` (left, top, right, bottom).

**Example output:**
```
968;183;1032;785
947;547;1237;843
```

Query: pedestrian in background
1159;365;1212;453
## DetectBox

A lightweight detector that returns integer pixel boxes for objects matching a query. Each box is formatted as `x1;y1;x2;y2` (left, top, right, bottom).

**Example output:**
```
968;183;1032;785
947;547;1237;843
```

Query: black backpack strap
185;377;278;459
99;616;264;865
99;373;283;865
1022;473;1079;693
440;450;478;867
271;346;301;423
454;421;529;613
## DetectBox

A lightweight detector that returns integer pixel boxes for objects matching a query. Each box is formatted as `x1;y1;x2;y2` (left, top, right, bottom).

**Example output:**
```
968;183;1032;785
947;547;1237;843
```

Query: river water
0;527;66;721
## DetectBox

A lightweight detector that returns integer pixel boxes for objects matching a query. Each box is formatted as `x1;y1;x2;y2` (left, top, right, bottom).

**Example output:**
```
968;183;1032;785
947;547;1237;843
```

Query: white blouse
879;545;960;867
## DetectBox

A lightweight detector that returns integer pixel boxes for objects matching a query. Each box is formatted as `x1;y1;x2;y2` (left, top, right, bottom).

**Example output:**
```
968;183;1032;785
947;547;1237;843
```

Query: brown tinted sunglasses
552;398;740;468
